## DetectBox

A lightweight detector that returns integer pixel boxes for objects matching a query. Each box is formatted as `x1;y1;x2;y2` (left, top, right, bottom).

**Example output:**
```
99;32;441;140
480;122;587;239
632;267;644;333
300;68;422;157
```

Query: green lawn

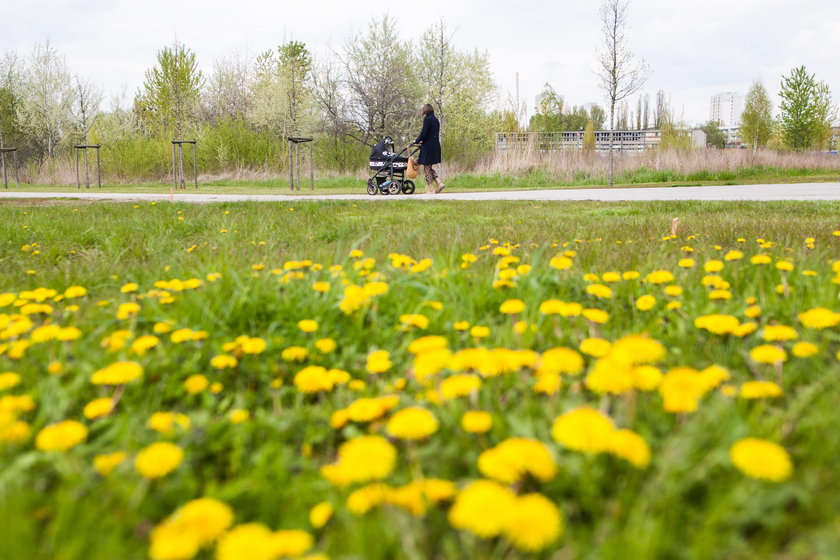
1;200;839;560
9;167;840;196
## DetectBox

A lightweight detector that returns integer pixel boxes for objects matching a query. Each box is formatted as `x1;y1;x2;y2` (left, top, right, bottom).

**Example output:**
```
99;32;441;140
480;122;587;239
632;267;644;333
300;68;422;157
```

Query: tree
583;119;596;152
71;76;103;144
138;42;205;138
340;15;421;146
699;120;726;149
278;41;312;136
779;66;836;150
595;0;650;185
739;81;773;152
653;90;668;128
0;52;23;150
529;83;564;132
204;50;254;122
16;41;75;159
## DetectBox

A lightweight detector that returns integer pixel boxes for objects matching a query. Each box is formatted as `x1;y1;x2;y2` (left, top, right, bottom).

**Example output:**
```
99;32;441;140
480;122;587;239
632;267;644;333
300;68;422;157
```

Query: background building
710;92;744;128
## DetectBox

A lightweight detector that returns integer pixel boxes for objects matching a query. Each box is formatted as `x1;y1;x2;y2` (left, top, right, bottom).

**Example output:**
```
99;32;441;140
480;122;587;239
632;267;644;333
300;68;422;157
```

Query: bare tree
71;76;103;144
595;0;649;185
204;49;254;122
311;58;354;168
340;15;421;146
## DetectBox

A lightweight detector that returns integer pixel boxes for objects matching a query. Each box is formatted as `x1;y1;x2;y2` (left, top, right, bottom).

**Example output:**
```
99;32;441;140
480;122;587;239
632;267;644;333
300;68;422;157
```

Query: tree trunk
608;102;615;187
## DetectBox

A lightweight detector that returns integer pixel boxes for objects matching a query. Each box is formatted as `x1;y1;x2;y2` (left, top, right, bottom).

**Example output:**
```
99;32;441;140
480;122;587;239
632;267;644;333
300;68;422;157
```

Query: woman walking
414;104;445;194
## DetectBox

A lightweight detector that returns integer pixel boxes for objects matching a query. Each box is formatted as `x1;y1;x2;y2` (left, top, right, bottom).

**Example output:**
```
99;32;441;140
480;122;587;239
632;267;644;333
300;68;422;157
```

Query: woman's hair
422;103;435;116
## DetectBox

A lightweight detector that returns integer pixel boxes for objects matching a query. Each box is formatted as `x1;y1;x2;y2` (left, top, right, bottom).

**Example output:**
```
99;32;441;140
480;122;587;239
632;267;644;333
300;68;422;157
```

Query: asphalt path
1;182;839;203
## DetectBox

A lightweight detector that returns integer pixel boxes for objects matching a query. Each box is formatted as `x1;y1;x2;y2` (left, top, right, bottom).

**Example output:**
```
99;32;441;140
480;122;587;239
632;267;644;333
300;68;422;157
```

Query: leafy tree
583;120;596;152
417;20;496;164
699;120;726;149
779;66;835;150
138;42;205;138
278;41;312;136
739;81;774;152
529;84;564;132
16;41;75;159
659;117;691;151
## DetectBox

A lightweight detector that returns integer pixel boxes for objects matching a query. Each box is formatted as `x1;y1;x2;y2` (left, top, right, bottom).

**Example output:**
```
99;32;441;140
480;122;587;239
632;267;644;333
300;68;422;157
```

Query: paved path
1;182;839;203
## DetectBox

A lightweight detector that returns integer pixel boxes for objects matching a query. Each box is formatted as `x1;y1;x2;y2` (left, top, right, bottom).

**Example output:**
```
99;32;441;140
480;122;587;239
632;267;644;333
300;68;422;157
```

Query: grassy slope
0;201;839;560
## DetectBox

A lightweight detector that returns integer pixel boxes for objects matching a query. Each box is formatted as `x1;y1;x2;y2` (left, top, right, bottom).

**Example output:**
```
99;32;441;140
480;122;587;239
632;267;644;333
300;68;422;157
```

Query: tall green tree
699;120;726;149
138;42;205;138
779;66;835;150
583;119;596;152
739;81;774;152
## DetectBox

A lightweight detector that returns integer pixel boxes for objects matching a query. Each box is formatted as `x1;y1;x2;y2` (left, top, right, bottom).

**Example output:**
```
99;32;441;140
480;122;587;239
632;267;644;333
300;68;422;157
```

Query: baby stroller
367;137;419;195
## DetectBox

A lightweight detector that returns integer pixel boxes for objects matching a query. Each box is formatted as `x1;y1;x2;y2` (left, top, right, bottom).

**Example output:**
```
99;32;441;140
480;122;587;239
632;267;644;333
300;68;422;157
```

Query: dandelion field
1;200;839;560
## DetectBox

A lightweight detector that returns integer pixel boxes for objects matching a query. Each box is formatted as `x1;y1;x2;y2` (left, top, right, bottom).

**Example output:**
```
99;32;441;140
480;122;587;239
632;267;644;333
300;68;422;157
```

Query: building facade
710;92;744;128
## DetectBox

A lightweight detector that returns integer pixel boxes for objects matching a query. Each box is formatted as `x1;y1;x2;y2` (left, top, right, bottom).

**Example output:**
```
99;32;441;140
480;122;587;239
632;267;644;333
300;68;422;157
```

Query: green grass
1;200;839;560
8;164;840;196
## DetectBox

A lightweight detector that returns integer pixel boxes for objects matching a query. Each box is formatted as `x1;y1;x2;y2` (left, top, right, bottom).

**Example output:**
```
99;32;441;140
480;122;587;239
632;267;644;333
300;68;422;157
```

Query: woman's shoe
435;184;446;194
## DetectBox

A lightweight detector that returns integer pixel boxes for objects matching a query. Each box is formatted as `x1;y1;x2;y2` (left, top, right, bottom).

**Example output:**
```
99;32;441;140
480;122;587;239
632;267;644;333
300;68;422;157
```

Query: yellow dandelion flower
35;420;88;451
740;381;783;399
761;325;798;342
440;374;482;400
135;442;184;478
797;307;840;329
607;429;651;468
792;341;819;358
579;337;611;358
83;397;114;419
729;438;792;482
93;451;127;475
309;502;333;528
386;407;438;440
499;299;526;314
477;438;557;483
503;493;563;552
216;524;275;560
461;411;492;434
366;350;392;374
448;480;517;538
184;374;209;394
90;361;143;385
750;345;787;365
551;407;614;454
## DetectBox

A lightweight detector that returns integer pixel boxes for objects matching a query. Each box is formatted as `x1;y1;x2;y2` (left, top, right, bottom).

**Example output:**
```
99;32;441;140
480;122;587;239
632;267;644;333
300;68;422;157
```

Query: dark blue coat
414;113;441;165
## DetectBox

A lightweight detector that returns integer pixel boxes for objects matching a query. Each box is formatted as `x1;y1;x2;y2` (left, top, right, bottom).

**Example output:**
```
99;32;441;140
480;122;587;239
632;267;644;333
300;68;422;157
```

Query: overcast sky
3;0;838;125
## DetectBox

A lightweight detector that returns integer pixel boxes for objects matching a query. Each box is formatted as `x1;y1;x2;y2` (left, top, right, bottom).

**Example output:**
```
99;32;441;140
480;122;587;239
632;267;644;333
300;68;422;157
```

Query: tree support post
1;147;20;189
286;136;314;191
74;145;101;189
171;139;198;190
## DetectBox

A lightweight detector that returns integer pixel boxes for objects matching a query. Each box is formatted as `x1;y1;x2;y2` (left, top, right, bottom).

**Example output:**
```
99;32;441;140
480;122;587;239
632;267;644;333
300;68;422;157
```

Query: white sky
3;0;839;125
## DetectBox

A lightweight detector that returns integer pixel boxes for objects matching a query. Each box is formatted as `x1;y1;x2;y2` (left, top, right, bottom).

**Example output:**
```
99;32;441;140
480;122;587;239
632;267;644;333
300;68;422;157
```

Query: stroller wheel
367;180;378;196
401;180;415;194
388;180;401;195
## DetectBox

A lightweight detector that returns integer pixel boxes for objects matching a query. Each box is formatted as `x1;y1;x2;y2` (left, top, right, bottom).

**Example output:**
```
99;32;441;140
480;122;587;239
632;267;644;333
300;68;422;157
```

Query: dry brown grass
14;147;840;186
475;147;840;181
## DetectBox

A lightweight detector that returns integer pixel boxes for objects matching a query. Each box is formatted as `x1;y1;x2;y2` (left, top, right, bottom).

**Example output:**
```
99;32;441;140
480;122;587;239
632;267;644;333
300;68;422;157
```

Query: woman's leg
423;165;437;193
424;165;445;193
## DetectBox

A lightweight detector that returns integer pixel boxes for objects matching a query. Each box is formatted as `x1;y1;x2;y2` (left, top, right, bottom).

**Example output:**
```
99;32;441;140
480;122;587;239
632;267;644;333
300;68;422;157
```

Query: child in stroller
367;137;420;195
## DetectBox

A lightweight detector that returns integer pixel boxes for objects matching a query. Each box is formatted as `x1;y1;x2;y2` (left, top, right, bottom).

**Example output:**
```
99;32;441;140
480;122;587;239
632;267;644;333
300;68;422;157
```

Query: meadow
1;199;839;560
